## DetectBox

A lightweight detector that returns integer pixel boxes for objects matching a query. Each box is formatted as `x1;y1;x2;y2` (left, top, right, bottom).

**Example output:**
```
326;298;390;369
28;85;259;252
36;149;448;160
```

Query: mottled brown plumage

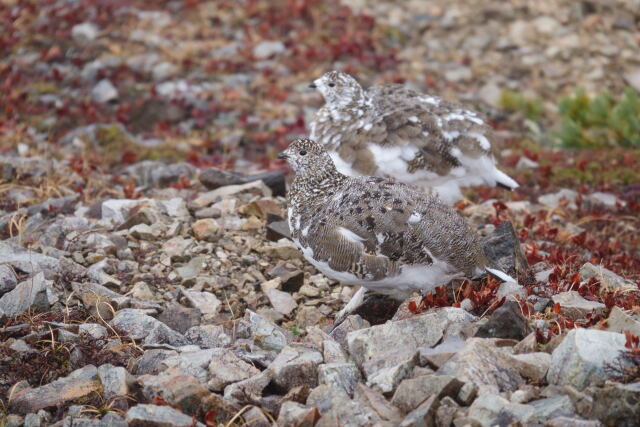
309;71;519;204
278;138;496;303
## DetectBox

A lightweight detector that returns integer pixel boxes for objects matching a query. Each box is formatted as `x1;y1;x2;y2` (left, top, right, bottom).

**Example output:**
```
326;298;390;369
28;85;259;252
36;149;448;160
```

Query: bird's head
277;138;335;175
309;70;365;107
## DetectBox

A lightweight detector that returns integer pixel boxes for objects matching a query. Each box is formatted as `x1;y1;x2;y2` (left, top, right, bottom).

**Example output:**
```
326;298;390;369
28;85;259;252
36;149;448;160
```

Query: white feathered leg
330;287;368;332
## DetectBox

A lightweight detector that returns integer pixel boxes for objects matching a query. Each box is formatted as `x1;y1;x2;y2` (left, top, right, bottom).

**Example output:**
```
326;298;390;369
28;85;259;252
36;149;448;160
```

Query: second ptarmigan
309;71;518;204
278;138;513;326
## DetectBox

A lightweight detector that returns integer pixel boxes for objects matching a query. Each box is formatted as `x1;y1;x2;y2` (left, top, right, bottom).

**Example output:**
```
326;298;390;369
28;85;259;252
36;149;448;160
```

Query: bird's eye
328;83;335;87
299;150;307;156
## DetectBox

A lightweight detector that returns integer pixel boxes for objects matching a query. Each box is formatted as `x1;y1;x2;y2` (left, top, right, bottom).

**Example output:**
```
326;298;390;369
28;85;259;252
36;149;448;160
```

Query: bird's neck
289;164;347;209
326;92;375;121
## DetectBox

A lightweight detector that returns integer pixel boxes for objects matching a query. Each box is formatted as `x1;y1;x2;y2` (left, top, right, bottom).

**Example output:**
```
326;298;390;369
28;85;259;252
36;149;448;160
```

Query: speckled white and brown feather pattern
309;71;518;204
279;138;489;300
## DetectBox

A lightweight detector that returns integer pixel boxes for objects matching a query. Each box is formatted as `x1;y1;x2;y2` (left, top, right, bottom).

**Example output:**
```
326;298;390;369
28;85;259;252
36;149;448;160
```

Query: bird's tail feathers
485;267;517;283
493;168;519;190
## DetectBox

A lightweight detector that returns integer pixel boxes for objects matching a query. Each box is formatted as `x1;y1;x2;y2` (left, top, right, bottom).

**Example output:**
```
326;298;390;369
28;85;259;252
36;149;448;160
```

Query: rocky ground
1;0;640;426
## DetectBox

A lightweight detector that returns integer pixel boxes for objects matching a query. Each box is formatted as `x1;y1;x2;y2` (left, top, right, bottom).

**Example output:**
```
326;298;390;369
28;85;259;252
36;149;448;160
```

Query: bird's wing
312;178;486;276
367;84;496;175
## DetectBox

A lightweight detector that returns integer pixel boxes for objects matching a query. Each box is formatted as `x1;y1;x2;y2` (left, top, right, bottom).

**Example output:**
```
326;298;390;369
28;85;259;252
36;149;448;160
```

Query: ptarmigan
308;71;518;204
277;138;513;326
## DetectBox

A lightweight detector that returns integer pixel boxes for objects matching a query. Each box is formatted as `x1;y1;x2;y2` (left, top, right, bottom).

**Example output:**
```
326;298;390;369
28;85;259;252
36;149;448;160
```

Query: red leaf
152;396;169;406
407;301;419;314
204;409;217;426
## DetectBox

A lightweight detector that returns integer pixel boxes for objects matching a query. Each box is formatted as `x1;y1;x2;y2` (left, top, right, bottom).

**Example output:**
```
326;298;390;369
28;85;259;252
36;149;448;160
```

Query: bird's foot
329;287;368;333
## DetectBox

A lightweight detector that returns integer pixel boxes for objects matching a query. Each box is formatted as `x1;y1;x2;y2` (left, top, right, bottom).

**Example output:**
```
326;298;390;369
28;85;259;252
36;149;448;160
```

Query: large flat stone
438;338;524;395
126;404;205;427
347;307;475;393
9;365;101;414
547;328;629;389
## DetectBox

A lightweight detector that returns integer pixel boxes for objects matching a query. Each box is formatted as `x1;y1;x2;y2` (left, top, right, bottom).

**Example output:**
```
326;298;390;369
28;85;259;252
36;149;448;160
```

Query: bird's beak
308;83;317;89
277;152;288;160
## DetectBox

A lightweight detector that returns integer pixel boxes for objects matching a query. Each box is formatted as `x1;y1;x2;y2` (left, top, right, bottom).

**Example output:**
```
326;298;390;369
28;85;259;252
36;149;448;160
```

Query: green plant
554;88;640;149
289;325;301;336
499;90;544;121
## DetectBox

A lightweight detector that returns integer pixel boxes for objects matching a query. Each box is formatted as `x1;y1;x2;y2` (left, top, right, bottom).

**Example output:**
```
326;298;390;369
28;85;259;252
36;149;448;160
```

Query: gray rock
133;349;178;375
399;395;439;427
98;364;129;399
137;371;200;403
435;396;460;427
306;384;383;426
586;192;625;209
438;338;524;395
468;393;535;425
86;259;122;287
185;324;232;348
496;281;527;299
160;348;219;383
126;404;205;427
193;181;272;207
2;414;23;427
579;262;635;290
207;348;260;391
10;339;35;352
475;300;529;340
266;218;291;241
71;22;99;43
624;68;640;92
353;383;403;424
91;79;118;103
516;156;539;169
417;336;465;370
511;352;551;383
0;264;18;295
329;314;370;350
0;241;60;278
546;416;602;427
180;288;220;315
72;281;129;320
277;401;320;426
9;365;101;414
158;304;201;334
347;307;475;393
583;382;640;426
24;410;50;427
444;66;472;82
604;306;640;336
224;369;273;404
0;272;55;317
199;167;285;197
110;309;187;346
269;343;323;391
539;189;579;209
245;310;293;352
253;40;286;59
101;198;144;224
63;412;128;426
547;328;629;389
78;323;108;339
322;338;349;364
318;362;362;396
529;395;576;420
391;375;463;413
152;61;178;82
551;291;606;320
478;81;502;107
482;221;528;279
162;236;196;261
266;288;297;316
